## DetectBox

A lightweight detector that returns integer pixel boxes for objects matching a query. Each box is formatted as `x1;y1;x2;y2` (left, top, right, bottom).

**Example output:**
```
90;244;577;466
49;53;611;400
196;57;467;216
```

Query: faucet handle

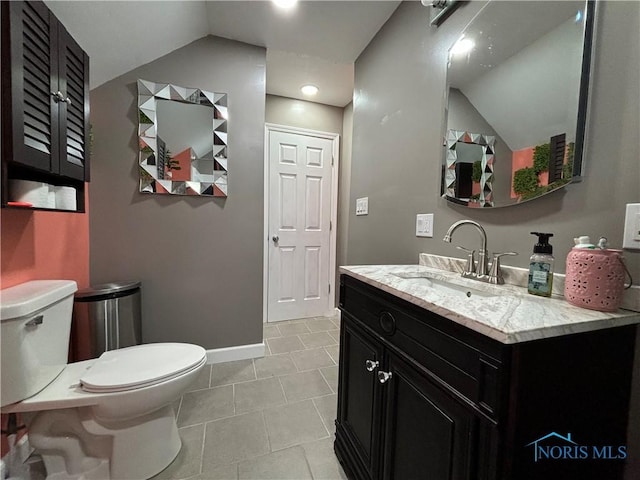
492;251;518;259
456;245;476;274
488;252;518;284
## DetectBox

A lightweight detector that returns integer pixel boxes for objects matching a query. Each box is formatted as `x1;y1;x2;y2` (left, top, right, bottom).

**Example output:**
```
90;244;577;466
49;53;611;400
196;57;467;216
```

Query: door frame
263;123;340;323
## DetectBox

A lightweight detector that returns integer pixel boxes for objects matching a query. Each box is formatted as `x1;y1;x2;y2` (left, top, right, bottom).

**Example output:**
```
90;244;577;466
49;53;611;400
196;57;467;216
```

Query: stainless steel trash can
74;281;142;357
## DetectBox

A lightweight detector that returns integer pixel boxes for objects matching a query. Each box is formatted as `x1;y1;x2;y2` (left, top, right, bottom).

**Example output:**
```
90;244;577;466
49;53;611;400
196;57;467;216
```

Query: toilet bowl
1;280;207;480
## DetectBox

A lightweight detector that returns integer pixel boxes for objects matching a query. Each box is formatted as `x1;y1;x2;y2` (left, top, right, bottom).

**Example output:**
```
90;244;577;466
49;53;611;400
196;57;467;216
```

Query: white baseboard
206;342;265;364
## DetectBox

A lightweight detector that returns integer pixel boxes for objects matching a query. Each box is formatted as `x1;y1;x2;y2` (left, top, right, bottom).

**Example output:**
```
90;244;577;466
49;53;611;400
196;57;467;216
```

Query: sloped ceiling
45;1;402;107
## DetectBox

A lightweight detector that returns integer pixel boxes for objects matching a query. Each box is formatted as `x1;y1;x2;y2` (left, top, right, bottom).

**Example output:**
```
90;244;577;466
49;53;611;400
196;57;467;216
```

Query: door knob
272;235;279;243
365;359;379;372
378;371;393;384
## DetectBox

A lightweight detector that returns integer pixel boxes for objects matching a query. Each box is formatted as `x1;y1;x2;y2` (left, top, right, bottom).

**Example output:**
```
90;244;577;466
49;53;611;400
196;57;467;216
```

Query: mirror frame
445;130;495;207
137;79;228;197
441;0;597;208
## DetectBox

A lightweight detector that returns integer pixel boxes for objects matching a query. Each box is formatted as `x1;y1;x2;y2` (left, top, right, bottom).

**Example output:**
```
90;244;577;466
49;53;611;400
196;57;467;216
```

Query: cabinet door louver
58;26;89;181
11;0;59;172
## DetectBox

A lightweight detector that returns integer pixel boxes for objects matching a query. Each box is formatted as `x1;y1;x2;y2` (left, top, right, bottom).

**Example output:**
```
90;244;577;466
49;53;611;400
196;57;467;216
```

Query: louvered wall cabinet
1;0;89;212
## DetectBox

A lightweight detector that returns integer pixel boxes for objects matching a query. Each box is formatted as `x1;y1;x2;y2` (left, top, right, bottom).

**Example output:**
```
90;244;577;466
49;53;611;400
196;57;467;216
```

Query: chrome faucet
443;220;517;284
444;220;489;278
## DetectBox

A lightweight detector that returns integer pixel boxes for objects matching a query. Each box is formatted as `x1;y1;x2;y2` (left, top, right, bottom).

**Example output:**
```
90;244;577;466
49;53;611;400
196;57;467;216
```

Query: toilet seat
80;343;207;393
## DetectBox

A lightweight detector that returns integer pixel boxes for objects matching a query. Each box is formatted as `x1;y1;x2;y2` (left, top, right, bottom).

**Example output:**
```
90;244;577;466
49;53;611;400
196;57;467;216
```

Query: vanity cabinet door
381;351;476;480
336;316;384;480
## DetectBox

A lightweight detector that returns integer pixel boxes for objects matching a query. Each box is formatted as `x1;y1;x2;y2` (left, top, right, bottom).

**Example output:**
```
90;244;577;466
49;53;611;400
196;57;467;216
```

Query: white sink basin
392;271;497;300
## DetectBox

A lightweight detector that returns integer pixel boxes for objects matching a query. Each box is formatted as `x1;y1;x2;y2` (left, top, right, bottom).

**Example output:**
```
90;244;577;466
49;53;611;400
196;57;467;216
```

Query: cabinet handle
51;91;72;105
377;371;393;384
365;359;379;372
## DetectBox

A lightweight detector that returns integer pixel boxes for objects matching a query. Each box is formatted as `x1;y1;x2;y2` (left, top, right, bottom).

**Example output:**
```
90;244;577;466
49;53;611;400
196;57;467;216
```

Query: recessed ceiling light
301;85;319;96
272;0;298;9
450;37;475;55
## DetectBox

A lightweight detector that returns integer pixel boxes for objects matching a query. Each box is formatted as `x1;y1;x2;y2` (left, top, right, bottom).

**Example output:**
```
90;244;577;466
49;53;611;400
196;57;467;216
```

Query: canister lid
74;281;141;301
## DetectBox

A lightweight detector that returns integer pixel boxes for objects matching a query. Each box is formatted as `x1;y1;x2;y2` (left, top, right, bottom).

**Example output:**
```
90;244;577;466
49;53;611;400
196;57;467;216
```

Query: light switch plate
356;197;369;216
623;203;640;249
416;213;434;237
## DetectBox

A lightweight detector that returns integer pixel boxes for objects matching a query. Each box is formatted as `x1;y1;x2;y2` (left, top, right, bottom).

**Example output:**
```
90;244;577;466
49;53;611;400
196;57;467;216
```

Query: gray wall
89;36;266;349
265;95;344;134
339;103;353;273
347;0;639;278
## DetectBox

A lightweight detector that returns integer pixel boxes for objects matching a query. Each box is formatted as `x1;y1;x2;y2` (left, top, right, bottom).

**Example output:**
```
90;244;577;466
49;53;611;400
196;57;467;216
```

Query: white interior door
268;129;334;322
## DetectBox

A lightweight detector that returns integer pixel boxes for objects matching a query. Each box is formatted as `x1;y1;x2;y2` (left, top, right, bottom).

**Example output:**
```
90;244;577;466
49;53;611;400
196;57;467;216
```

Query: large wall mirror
441;1;596;208
138;80;228;197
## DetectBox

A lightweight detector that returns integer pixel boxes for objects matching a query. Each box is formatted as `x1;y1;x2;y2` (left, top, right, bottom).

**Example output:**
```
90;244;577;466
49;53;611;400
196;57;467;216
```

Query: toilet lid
80;343;206;393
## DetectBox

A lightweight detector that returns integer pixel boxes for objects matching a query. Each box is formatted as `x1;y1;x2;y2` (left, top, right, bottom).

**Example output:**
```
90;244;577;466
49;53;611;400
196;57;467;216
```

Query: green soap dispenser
528;232;554;297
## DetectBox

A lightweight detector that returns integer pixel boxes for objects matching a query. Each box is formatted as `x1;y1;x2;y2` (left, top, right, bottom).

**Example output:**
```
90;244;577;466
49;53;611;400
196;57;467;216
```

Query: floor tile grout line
232;383;236;416
311;396;333;435
277;375;289;404
175;396;183;420
260;409;274;454
317;368;335;395
198;418;207;477
251;357;257;381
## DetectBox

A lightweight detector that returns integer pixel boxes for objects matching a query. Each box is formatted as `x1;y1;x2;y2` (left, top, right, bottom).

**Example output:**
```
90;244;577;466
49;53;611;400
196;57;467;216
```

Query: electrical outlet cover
416;213;434;237
623;203;640;249
356;197;369;216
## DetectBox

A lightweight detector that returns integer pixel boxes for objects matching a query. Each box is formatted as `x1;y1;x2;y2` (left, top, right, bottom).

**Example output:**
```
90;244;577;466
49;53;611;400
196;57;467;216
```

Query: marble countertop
340;264;640;344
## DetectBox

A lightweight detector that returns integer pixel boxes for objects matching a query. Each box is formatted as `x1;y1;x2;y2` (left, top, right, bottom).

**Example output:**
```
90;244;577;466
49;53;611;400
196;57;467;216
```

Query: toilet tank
1;280;78;407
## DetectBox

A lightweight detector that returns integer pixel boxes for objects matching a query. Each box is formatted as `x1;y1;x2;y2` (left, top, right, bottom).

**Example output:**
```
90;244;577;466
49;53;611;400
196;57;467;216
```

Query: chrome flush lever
24;315;44;328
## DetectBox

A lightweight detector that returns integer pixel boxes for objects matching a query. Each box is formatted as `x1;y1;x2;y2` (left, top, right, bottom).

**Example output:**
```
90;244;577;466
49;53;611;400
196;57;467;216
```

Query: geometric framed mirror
444;130;496;207
137;79;228;197
441;0;596;208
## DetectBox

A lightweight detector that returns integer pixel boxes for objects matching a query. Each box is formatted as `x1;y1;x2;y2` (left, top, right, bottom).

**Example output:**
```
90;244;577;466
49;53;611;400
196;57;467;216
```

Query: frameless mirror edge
571;0;598;182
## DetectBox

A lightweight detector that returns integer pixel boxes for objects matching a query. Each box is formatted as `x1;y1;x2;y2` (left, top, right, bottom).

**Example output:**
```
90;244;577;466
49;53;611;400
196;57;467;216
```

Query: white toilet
0;280;207;480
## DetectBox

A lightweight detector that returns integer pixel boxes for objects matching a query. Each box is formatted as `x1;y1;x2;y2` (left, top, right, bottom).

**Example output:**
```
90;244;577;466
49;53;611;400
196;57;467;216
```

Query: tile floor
153;314;346;480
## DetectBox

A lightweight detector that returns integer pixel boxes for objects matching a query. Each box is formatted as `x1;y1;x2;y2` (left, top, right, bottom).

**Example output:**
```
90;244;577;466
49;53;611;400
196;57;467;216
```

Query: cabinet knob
377;371;393;384
365;359;379;372
51;91;71;105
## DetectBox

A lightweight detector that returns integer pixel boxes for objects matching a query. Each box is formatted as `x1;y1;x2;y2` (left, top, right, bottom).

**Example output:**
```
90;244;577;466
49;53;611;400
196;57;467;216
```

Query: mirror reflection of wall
441;0;595;208
447;89;511;205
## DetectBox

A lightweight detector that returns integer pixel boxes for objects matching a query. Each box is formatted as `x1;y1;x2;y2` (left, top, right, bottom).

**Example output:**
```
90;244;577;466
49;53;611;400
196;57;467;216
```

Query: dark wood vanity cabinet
335;274;636;480
1;0;90;211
